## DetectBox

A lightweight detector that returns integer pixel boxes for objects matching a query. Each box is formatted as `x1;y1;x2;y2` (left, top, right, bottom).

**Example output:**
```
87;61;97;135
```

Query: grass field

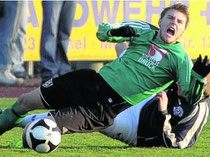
0;98;210;157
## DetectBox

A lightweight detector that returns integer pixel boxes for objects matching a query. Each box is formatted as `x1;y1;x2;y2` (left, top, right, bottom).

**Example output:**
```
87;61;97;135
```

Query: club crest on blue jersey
42;79;53;88
173;106;184;117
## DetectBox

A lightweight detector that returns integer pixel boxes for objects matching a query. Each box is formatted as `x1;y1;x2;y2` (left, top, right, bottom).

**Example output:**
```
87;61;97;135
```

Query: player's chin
164;38;176;44
160;35;175;44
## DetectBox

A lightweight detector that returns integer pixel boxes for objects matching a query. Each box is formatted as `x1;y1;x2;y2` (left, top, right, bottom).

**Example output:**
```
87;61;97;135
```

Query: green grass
0;98;210;157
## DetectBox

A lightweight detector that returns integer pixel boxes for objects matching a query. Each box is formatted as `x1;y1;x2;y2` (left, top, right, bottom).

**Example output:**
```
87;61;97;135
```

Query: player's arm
136;91;172;148
186;70;207;105
178;55;209;105
161;101;209;149
96;22;137;42
156;91;168;114
96;20;155;43
187;55;209;105
155;91;178;148
156;90;209;149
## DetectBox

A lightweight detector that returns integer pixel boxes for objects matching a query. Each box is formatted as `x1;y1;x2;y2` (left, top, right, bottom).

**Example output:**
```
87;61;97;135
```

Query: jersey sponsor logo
137;44;168;70
173;106;184;117
42;78;53;88
147;44;168;62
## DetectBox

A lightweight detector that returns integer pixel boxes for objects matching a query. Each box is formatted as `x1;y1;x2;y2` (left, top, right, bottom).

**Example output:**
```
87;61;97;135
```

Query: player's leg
0;69;103;135
0;87;45;135
47;70;133;133
100;96;154;146
18;69;131;135
18;112;51;128
49;102;118;134
19;113;49;128
19;102;123;134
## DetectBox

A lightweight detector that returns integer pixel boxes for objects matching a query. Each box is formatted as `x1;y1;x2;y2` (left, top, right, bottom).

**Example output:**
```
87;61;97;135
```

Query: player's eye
177;19;184;24
167;15;174;20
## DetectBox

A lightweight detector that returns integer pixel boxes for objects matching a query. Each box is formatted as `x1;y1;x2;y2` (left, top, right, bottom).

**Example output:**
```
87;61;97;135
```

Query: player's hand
109;25;139;37
176;82;183;97
193;55;210;77
156;90;168;112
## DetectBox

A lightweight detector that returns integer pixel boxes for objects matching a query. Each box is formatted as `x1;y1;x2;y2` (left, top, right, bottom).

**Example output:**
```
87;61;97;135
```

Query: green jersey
97;21;204;105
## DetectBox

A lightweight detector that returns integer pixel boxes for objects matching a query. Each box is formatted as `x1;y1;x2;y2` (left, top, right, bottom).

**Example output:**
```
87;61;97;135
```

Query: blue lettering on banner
27;0;198;28
146;0;189;23
146;1;165;23
123;0;141;21
74;1;89;27
200;2;210;25
92;1;120;26
27;1;39;27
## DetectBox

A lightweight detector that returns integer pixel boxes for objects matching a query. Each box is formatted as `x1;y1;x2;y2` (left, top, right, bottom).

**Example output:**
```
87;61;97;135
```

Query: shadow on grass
0;144;132;150
0;145;10;148
59;145;132;150
0;145;28;154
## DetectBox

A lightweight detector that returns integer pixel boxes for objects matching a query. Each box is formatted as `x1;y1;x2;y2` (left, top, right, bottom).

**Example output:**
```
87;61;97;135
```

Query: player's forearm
183;70;206;105
184;55;210;105
160;113;180;148
96;22;131;42
161;102;208;149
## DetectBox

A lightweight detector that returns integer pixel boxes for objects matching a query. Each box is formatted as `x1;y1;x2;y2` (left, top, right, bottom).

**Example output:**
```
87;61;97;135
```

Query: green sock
0;102;27;135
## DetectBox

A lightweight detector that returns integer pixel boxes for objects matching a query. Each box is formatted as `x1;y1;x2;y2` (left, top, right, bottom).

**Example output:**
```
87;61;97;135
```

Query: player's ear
158;19;161;27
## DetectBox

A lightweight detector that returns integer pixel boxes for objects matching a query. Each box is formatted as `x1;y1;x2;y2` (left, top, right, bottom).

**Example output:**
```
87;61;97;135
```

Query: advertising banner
25;0;210;61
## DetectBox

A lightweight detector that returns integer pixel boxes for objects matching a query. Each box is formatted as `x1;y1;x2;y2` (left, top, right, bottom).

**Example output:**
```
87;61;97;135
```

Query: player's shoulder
122;20;157;31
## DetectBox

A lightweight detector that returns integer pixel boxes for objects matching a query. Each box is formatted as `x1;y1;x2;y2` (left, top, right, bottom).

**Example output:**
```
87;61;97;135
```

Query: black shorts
40;69;101;109
40;69;131;133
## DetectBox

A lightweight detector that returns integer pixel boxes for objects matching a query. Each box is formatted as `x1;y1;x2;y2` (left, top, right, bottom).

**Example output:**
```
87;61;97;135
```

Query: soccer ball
22;118;61;153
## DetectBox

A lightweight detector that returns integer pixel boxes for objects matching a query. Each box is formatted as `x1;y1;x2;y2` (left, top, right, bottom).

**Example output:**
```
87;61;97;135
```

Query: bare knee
17;93;30;112
17;88;45;113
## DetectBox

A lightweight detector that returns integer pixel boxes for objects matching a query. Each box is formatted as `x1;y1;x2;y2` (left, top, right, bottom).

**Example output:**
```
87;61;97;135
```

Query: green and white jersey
97;20;201;105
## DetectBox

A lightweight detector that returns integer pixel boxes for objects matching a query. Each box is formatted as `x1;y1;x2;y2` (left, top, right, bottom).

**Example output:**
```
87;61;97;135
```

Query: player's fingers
203;55;208;65
156;92;163;98
164;89;169;93
156;91;167;99
197;54;202;62
128;26;136;36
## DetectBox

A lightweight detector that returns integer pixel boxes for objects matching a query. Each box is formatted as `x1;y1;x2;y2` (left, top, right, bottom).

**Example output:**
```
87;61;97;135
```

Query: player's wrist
159;109;168;115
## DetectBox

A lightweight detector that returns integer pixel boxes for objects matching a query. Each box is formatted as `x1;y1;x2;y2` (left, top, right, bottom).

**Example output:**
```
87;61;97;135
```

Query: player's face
157;9;187;44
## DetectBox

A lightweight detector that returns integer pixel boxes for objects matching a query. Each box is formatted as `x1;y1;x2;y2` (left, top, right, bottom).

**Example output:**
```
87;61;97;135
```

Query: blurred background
24;0;210;74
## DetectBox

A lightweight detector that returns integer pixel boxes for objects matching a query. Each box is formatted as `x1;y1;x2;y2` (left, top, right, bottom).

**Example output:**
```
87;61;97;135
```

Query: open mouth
167;27;175;36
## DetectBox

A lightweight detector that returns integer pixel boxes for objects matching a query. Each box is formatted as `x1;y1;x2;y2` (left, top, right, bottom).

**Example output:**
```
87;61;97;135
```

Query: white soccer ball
22;118;61;153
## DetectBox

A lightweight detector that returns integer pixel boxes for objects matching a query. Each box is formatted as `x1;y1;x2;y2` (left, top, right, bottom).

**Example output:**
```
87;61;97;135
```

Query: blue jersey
137;92;209;148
